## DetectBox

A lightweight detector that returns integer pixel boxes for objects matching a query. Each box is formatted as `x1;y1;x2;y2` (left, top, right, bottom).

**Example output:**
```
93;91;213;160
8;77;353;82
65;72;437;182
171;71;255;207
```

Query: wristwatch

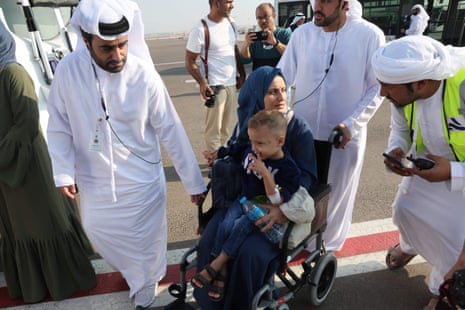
274;40;280;47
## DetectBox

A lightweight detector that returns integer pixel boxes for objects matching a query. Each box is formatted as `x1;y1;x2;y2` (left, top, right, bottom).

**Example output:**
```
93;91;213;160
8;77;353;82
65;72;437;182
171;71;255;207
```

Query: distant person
191;110;301;301
288;12;306;32
372;35;465;310
186;0;246;151
241;2;291;70
401;4;430;36
46;0;207;308
278;0;385;252
0;20;96;303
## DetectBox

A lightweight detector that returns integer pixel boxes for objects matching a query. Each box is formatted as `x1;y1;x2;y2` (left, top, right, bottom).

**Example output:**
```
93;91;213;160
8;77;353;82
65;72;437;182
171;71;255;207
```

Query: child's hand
247;153;267;177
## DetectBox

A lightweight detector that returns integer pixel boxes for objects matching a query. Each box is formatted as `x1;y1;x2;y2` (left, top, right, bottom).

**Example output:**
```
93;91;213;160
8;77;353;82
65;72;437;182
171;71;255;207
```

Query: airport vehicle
363;0;465;45
274;0;465;46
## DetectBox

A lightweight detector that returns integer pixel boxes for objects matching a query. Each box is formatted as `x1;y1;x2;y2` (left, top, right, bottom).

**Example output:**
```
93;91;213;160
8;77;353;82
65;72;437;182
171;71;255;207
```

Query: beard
313;5;342;27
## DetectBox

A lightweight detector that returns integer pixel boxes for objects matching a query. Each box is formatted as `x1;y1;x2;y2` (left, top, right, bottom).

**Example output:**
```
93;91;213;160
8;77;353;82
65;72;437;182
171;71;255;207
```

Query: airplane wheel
308;252;337;306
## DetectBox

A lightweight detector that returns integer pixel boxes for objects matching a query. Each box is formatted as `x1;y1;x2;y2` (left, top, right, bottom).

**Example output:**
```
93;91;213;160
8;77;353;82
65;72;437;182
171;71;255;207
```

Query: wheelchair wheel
308;252;337;306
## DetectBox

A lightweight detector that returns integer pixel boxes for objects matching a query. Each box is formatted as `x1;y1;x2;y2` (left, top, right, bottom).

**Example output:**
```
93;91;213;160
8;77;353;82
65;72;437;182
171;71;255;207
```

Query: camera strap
200;17;237;85
200;19;210;83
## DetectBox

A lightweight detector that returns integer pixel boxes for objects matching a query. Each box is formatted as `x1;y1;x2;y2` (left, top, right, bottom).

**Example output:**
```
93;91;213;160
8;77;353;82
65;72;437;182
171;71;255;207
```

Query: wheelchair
165;140;336;310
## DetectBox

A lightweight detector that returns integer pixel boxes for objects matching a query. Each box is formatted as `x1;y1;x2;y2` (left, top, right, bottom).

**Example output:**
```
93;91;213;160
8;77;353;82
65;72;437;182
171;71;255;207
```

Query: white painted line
154;61;185;67
347;218;396;238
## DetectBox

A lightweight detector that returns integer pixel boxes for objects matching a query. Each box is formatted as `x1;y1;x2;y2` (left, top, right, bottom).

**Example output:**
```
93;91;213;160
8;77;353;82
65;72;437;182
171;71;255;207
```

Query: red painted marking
335;230;399;258
0;230;399;308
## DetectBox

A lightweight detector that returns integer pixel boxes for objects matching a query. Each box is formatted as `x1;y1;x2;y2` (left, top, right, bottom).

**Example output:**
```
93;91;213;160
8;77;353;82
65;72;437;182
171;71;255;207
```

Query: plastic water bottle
239;196;284;244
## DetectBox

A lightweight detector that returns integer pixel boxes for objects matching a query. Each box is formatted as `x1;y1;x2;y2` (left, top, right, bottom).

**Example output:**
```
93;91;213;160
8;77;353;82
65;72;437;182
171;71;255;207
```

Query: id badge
89;118;104;152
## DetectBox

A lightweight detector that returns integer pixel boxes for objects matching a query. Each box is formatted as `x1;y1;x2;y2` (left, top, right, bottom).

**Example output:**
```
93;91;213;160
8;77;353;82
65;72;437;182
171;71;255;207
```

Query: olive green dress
0;63;97;302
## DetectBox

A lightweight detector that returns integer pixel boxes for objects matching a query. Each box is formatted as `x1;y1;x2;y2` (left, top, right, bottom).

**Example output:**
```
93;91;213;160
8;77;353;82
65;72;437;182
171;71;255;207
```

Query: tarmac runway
0;37;449;310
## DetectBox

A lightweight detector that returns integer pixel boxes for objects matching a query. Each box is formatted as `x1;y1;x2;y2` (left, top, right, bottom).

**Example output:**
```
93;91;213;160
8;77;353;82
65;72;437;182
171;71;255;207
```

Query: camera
440;269;465;308
204;89;216;108
252;31;268;41
449;269;465;308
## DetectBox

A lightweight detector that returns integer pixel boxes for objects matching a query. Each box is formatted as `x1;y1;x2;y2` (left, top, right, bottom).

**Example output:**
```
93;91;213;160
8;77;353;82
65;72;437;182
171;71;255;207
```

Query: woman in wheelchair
195;66;318;309
191;110;301;301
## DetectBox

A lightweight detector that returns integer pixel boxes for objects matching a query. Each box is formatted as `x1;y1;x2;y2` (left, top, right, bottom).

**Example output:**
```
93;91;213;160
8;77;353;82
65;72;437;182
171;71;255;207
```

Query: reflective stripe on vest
404;67;465;162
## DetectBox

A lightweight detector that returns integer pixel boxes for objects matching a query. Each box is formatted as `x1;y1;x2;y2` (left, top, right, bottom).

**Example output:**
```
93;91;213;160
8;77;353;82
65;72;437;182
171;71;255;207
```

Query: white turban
71;0;152;66
309;0;362;20
290;13;305;26
371;35;465;84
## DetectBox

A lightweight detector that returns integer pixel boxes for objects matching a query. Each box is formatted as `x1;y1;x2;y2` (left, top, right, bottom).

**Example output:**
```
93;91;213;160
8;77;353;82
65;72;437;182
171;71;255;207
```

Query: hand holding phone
382;153;404;169
328;128;343;147
406;155;435;170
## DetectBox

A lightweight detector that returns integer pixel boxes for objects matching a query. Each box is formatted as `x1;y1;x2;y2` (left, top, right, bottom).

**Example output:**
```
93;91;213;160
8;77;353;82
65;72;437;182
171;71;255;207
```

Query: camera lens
253;31;268;41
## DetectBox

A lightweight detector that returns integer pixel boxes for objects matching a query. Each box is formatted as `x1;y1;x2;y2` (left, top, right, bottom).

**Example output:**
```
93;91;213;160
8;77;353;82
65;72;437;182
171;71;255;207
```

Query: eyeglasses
256;15;272;22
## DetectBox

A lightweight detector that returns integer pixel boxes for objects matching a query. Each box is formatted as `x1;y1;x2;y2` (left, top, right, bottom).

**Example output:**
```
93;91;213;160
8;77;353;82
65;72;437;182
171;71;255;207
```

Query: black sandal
208;272;227;302
191;264;218;289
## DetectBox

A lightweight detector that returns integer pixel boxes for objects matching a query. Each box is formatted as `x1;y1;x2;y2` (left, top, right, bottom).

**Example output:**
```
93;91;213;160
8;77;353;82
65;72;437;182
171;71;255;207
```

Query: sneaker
134;283;157;309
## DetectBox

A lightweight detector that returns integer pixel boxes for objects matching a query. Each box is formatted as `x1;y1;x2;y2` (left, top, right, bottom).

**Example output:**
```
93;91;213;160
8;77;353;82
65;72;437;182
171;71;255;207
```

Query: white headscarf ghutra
411;4;430;23
371;35;465;84
290;13;305;27
70;0;152;66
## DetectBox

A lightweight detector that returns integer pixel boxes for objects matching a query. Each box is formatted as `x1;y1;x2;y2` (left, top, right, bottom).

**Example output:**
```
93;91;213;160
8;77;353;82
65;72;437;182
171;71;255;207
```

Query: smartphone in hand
382;153;404;169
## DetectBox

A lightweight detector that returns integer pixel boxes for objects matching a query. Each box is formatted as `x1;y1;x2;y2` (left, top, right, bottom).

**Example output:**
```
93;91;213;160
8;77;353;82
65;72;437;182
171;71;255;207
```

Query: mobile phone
328;128;343;147
382;153;404;168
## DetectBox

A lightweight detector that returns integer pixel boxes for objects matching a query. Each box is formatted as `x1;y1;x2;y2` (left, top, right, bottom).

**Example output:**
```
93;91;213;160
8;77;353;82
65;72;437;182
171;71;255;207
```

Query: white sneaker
134;283;157;309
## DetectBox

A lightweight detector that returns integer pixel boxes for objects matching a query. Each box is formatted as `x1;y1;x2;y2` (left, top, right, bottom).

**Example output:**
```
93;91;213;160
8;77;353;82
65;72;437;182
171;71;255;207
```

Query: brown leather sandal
386;243;416;270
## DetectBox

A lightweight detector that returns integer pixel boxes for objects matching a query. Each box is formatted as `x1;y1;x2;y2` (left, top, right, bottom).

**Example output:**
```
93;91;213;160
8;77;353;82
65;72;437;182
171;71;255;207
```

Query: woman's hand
256;203;288;232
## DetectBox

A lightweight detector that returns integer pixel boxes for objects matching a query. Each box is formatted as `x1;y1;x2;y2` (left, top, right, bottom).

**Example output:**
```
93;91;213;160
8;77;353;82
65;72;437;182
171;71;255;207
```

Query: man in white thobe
402;4;430;36
372;35;465;310
277;0;385;251
46;0;207;309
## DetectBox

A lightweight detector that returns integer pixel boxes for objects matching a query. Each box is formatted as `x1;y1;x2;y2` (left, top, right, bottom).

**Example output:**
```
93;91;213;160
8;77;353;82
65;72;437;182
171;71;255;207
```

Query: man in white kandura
402;4;430;36
372;35;465;310
278;0;385;252
46;0;206;309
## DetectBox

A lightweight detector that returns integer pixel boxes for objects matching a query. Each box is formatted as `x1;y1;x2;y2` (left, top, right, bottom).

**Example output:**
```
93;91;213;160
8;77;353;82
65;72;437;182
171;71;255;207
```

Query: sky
134;0;265;35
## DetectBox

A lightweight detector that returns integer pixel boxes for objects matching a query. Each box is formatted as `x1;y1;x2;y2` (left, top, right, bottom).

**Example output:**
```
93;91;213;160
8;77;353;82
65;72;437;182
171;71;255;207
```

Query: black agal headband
98;16;129;36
